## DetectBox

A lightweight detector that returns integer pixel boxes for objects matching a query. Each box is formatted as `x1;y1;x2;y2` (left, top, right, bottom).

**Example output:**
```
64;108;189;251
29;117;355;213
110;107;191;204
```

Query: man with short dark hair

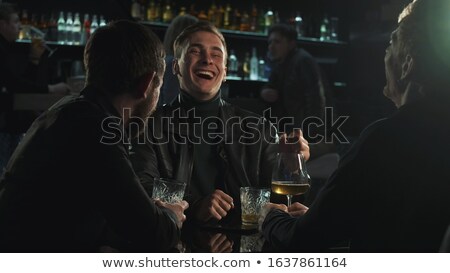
260;0;450;252
0;20;188;252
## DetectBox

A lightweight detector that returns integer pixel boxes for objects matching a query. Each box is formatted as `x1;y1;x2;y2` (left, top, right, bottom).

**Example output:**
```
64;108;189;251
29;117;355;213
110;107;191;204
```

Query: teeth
196;71;214;77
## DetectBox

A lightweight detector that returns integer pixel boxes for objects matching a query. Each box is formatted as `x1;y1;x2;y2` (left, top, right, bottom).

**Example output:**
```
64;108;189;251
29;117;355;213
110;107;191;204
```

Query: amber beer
271;181;310;196
241;213;259;224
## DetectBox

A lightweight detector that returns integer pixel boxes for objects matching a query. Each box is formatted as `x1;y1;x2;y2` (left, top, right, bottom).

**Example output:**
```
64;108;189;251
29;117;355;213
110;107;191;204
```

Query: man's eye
190;49;200;54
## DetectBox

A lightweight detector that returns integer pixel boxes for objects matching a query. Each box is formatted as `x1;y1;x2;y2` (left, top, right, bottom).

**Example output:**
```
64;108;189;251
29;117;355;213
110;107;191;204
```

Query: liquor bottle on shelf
250;47;259;81
258;57;265;80
320;15;330;41
178;6;187;16
264;7;274;34
240;11;250;32
72;13;81;45
294;12;304;37
250;4;258;32
215;5;224;28
65;12;73;45
19;10;30;40
242;52;250;80
228;49;238;77
146;0;155;21
38;14;48;35
81;14;90;45
207;2;217;25
131;0;141;20
197;10;208;21
90;15;99;35
162;4;173;23
188;4;198;18
330;17;339;40
223;4;231;29
258;8;265;33
230;9;240;31
57;11;66;44
99;15;106;27
47;13;58;42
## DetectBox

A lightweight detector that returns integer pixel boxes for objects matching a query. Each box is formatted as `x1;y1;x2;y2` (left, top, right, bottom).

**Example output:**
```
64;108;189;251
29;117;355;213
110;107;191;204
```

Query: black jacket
131;96;278;217
0;35;48;133
0;86;180;252
263;94;450;252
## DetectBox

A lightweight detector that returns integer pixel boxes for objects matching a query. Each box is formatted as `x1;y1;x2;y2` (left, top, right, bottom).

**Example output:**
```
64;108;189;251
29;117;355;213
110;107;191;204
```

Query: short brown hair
84;20;165;96
173;21;227;60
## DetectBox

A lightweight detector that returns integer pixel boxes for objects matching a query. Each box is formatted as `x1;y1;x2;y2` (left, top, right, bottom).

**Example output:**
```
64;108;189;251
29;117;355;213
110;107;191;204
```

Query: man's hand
194;190;234;222
208;233;234;253
288;202;309;217
155;200;189;228
258;202;288;231
260;88;279;103
279;129;310;161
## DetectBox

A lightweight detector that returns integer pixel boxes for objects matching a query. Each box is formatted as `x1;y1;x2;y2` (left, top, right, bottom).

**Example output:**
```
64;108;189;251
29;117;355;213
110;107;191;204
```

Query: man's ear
136;71;156;99
401;54;414;81
223;65;227;82
172;58;180;76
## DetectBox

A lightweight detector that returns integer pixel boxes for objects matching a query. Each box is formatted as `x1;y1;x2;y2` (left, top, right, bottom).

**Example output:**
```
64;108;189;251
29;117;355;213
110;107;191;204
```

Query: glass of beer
271;150;310;206
240;187;271;225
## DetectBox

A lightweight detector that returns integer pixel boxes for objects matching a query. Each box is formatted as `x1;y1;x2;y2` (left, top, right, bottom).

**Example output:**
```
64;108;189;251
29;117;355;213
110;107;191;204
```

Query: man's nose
201;52;213;64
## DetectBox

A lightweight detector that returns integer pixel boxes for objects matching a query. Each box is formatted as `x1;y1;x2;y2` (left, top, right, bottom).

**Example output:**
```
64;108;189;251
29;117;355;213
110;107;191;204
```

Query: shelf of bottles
16;9;108;47
133;0;346;46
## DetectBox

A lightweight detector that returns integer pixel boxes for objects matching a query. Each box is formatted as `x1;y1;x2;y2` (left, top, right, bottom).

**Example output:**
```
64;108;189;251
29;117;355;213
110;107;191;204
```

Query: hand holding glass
152;178;186;204
240;187;271;225
271;151;311;206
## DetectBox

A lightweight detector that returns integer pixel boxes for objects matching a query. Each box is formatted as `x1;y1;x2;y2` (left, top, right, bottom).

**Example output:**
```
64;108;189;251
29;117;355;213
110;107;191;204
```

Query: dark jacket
0;86;180;252
263;94;450;252
131;96;278;216
0;35;48;133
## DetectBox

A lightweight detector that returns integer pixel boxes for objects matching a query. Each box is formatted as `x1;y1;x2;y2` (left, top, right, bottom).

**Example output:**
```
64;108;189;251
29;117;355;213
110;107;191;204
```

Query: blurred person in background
160;14;198;105
0;2;69;175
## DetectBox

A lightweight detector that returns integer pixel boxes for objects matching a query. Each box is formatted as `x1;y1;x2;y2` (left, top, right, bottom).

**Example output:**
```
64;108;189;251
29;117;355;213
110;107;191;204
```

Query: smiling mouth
195;70;215;80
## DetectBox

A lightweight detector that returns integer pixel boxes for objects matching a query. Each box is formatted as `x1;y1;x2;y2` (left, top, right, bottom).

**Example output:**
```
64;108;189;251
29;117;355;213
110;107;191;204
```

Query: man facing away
131;22;309;225
260;0;450;252
0;20;188;252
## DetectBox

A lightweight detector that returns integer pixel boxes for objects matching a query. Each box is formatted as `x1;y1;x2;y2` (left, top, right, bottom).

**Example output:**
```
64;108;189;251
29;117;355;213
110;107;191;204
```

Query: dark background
7;0;411;139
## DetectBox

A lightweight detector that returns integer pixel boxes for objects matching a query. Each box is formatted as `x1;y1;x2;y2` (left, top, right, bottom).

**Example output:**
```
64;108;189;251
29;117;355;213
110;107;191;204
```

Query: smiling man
131;21;309;224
